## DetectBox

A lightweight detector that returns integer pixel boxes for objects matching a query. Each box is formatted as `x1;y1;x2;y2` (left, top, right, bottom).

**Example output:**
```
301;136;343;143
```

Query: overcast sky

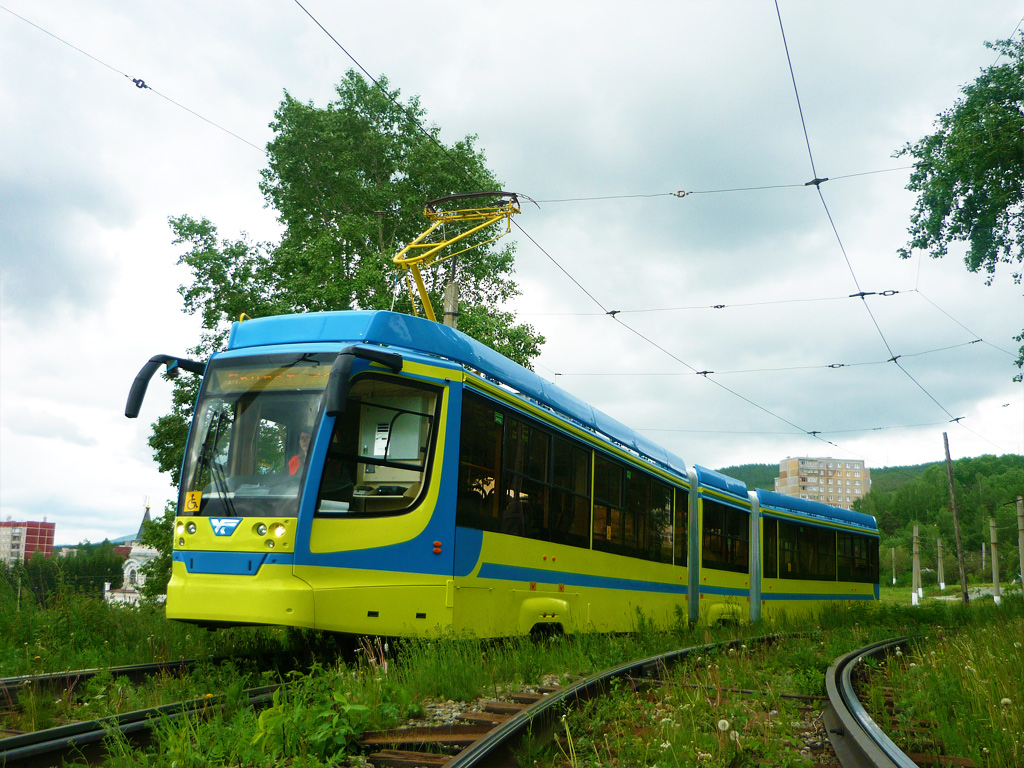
2;1;1023;545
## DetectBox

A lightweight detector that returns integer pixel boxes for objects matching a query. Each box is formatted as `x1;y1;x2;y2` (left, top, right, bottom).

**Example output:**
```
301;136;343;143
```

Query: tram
126;309;879;635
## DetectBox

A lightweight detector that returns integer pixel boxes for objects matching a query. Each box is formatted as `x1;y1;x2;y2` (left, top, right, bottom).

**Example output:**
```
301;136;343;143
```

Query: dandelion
718;719;730;732
660;741;671;749
909;662;917;668
740;644;747;651
660;717;674;724
1002;698;1012;707
729;730;741;746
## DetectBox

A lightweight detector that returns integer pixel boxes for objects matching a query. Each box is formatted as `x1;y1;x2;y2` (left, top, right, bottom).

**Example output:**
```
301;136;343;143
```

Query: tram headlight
273;524;286;537
265;540;275;549
256;523;268;536
175;523;185;535
186;522;197;535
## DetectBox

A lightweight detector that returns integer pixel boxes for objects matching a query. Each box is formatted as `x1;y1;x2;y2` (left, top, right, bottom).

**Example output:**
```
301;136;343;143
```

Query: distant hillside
862;462;942;495
715;460;964;498
714;463;778;491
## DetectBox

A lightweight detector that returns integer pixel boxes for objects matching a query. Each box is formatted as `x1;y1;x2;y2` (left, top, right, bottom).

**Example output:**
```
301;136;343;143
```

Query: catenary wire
770;0;995;444
551;339;985;378
0;3;266;154
532;165;919;203
269;4;1020;457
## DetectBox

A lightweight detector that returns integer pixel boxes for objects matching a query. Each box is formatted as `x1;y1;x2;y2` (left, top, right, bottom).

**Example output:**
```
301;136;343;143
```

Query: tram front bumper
165;560;315;628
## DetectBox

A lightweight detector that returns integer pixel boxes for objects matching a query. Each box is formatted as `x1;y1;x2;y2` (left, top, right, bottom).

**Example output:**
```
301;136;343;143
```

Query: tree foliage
138;502;175;601
0;544;125;606
897;37;1024;370
855;454;1024;581
150;71;544;480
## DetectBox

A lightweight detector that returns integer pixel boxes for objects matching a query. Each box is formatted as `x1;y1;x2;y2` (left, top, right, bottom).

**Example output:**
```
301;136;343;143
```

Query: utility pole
442;281;459;329
912;524;921;606
891;546;896;586
1017;496;1024;597
990;518;1002;605
937;538;945;590
943;432;970;603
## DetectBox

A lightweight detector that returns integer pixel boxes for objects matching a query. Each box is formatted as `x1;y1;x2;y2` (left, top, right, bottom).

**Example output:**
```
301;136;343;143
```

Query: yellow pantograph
393;191;521;322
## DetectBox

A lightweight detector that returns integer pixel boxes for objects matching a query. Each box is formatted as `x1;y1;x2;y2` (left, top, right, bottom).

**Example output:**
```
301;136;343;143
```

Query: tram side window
592;457;624;555
501;417;551;541
838;531;879;583
456;395;503;532
316;377;439;516
701;499;749;574
674;489;689;566
649;480;673;563
550;437;591;548
623;469;651;559
778;521;839;581
797;525;819;578
762;516;778;578
817;528;837;580
779;520;799;577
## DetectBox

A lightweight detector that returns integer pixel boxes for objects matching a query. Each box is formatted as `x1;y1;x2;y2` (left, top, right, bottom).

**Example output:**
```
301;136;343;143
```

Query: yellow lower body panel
166;561;315;627
312;584;452;635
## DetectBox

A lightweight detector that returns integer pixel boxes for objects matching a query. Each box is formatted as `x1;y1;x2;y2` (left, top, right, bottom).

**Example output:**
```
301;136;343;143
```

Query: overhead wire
292;0;1011;458
0;3;267;154
18;0;1011;459
552;338;986;378
772;1;1013;457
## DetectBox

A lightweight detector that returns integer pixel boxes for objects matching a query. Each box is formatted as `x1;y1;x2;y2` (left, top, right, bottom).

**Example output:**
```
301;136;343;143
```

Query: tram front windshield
179;353;333;519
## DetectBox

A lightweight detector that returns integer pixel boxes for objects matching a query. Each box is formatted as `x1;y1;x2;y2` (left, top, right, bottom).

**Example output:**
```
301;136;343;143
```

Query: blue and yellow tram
127;310;879;635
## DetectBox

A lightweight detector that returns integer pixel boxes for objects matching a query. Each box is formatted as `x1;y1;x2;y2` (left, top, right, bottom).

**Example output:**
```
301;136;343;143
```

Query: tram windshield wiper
201;411;238;519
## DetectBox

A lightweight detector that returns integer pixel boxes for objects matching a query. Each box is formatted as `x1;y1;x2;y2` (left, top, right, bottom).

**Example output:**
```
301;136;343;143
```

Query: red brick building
0;519;56;565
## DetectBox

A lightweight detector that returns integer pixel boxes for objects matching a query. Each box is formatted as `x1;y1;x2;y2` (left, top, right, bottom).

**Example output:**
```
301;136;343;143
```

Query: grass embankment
4;587;1022;767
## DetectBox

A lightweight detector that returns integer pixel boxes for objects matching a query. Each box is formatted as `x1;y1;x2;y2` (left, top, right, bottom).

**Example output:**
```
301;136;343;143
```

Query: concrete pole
1017;496;1024;596
937;538;945;590
912;524;921;606
990;518;1002;605
891;546;896;586
442;282;460;329
943;432;970;603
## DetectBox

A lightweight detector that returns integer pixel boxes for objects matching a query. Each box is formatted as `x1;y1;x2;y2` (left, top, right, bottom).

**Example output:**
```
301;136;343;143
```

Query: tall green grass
0;579;294;676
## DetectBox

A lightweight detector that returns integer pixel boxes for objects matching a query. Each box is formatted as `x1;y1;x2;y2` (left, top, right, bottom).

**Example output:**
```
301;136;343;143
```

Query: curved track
823;636;919;768
0;635;929;768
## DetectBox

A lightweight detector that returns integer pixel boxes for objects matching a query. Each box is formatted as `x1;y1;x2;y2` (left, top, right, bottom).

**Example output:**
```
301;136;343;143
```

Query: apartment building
774;457;871;510
0;519;56;565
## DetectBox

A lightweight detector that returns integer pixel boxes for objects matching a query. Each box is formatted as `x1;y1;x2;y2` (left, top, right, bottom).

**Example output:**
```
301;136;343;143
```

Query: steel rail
445;634;780;768
823;636;918;768
0;659;203;705
0;685;278;767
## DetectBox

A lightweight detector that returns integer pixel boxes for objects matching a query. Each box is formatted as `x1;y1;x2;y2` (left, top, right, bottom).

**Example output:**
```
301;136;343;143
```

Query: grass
0;583;295;676
861;604;1024;767
6;583;1024;767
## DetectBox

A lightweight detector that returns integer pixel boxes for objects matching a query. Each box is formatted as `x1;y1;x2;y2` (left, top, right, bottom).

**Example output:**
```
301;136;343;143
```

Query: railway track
0;636;968;768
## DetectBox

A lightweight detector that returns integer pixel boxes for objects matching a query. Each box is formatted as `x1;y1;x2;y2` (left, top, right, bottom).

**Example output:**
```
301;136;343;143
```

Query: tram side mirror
125;354;206;419
325;346;404;417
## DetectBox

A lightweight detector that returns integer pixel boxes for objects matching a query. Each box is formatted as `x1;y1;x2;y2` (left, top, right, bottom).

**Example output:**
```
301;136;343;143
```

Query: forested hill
713;464;778;491
719;455;1024;547
853;454;1024;541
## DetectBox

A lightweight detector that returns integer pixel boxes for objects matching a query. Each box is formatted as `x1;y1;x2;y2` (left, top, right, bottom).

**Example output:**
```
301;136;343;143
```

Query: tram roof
227;310;690;477
694;465;749;500
755;489;878;532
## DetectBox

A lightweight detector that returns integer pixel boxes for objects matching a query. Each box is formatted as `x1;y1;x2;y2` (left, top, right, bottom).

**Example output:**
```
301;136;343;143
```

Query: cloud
4;408;98;447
